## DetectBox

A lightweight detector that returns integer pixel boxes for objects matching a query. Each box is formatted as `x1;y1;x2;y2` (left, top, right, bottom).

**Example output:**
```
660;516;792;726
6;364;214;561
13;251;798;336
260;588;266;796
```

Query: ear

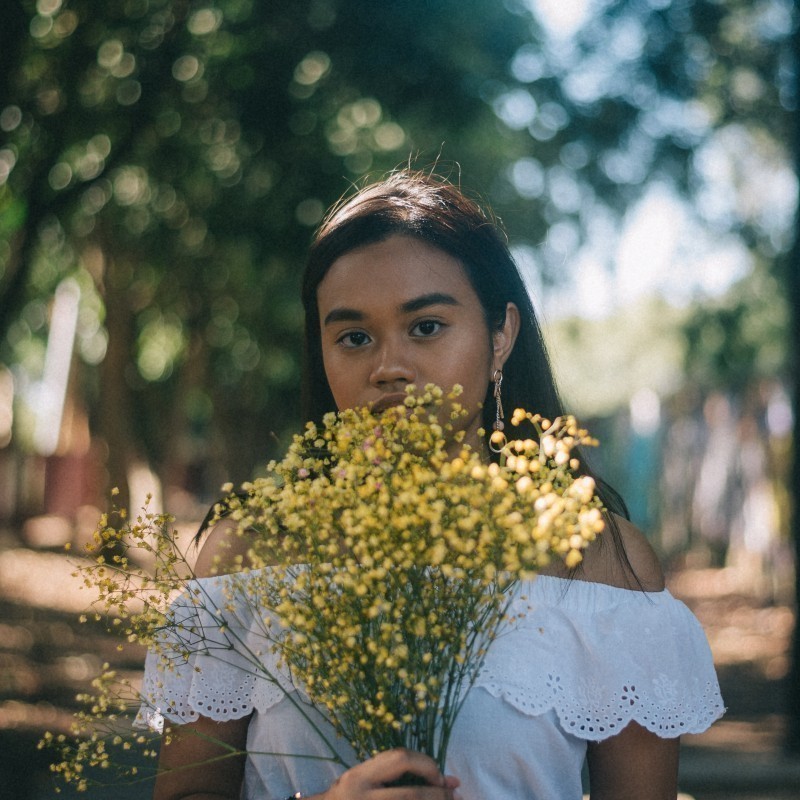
492;302;520;372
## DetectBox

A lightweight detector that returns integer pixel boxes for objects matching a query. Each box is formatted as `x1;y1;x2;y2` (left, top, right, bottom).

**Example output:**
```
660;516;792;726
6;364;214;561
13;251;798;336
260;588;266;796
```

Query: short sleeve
137;572;725;743
472;576;725;741
135;570;293;731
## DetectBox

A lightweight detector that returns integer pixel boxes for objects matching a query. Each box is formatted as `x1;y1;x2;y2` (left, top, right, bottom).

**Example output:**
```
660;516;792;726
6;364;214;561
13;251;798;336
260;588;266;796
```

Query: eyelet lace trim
136;573;725;742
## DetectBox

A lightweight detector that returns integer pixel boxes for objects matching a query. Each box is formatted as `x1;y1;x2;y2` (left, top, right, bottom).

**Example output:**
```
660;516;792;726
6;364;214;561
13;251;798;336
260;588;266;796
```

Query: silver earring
489;369;506;453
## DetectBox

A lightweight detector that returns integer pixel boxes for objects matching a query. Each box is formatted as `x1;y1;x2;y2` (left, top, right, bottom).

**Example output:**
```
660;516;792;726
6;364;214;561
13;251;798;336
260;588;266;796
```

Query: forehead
317;235;477;309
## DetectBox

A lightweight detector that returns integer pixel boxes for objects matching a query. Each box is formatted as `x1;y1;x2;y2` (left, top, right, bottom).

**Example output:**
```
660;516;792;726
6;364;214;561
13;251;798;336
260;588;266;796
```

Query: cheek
321;349;345;403
324;365;350;408
323;348;371;413
443;349;492;413
453;336;493;389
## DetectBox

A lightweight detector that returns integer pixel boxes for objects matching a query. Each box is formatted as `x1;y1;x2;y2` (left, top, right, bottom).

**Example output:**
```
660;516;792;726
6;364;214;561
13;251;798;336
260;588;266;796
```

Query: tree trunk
95;249;137;515
160;328;209;509
785;17;800;756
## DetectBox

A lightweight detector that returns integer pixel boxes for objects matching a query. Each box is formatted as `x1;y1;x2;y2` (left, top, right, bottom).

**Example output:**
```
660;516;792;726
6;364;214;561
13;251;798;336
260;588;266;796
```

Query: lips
370;394;408;414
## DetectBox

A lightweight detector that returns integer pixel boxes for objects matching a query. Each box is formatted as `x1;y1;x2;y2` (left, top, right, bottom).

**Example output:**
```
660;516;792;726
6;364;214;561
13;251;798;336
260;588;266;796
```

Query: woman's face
317;234;519;453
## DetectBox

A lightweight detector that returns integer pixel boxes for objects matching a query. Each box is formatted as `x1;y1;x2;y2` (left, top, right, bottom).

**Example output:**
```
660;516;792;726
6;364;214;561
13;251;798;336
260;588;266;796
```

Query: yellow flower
48;385;603;790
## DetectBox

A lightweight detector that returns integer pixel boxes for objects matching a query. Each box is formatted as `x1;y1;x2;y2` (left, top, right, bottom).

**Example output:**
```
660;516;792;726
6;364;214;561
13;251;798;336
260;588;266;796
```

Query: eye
336;330;371;348
411;319;444;337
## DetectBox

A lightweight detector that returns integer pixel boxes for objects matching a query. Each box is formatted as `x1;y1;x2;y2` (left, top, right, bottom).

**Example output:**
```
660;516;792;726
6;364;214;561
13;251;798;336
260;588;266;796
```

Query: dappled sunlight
0;700;76;738
0;548;94;614
0;561;147;740
0;519;794;797
0;518;203;614
0;0;796;795
684;714;787;754
669;565;794;679
669;564;795;757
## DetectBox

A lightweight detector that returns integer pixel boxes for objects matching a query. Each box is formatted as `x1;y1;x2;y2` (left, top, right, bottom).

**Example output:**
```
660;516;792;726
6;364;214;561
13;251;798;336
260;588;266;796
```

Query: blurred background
0;0;798;797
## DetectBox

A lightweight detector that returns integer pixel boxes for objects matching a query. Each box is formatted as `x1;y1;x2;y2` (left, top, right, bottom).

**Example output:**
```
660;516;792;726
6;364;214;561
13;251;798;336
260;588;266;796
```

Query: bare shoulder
194;518;256;578
574;514;665;591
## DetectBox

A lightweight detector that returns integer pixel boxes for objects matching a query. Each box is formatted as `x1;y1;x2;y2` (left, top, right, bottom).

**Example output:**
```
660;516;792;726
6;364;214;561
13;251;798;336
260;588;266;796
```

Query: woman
143;170;724;799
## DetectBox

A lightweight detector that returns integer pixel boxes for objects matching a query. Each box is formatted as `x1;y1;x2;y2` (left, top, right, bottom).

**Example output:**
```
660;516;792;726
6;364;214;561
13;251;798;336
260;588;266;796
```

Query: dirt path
0;547;796;798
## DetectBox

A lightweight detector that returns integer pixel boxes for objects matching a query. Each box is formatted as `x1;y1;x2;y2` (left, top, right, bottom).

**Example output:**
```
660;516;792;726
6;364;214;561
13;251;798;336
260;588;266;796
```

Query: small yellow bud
489;430;506;447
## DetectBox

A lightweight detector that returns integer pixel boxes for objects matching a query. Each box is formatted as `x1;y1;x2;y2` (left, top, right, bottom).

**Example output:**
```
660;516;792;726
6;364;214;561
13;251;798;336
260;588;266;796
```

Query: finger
372;748;447;788
326;749;460;800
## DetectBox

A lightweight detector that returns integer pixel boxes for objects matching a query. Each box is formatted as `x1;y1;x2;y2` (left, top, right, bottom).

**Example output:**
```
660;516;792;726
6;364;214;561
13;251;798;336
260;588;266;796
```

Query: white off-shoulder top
137;572;724;800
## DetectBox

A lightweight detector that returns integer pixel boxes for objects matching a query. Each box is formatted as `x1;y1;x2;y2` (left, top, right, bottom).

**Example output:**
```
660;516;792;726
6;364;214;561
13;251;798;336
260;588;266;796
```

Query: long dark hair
202;170;633;576
301;169;629;523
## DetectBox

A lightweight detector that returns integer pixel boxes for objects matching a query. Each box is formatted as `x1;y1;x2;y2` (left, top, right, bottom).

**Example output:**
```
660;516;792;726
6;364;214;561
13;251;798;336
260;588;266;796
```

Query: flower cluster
40;503;186;790
223;385;604;768
41;384;604;789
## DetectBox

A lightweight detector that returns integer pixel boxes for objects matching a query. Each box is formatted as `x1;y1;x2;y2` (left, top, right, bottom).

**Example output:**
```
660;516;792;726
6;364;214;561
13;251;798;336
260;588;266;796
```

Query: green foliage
546;263;788;418
0;0;534;489
545;297;688;417
0;0;795;493
504;0;795;386
682;264;789;388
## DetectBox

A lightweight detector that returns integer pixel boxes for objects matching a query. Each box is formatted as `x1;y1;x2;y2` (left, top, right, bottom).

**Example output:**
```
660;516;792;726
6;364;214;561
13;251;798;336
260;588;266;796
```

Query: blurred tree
553;0;799;751
0;0;541;506
494;0;797;747
789;209;800;737
1;0;798;754
786;6;800;756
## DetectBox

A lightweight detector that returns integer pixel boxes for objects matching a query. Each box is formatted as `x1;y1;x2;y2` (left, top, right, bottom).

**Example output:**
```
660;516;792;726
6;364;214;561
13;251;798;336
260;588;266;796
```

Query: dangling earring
489;368;506;454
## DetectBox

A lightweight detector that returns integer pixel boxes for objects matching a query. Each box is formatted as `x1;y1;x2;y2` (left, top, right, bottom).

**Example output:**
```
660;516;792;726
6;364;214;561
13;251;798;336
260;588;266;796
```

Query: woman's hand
309;748;460;800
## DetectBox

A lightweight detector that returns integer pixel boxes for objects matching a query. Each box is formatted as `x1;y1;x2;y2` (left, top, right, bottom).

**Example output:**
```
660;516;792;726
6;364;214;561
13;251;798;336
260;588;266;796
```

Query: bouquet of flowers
42;384;604;790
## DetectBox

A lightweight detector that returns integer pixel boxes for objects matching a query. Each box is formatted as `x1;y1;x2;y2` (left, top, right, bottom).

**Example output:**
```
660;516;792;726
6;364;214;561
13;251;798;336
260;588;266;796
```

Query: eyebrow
323;292;460;326
401;292;460;313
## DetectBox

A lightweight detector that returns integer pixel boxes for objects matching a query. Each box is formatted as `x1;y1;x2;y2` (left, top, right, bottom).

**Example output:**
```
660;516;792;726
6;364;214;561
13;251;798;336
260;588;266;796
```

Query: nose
369;338;416;388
